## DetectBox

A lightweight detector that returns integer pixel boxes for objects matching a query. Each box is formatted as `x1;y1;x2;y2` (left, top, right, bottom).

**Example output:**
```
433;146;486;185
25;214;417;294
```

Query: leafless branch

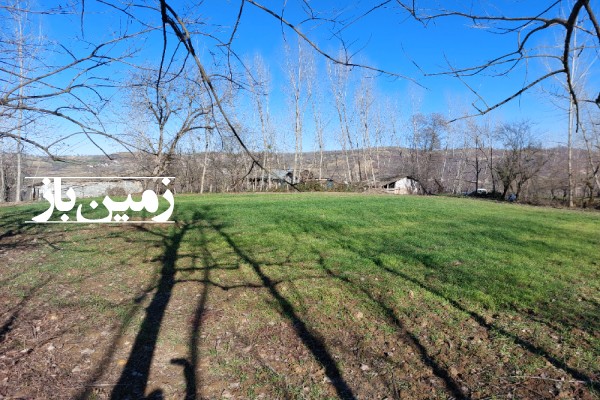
245;0;419;83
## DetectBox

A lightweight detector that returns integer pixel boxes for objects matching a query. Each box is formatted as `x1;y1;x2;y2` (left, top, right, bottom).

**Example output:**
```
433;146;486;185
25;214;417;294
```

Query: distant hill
24;153;141;177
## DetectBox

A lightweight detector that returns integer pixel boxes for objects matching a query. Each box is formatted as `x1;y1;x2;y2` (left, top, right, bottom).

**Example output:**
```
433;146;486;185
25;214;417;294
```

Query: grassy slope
1;193;599;399
176;193;599;317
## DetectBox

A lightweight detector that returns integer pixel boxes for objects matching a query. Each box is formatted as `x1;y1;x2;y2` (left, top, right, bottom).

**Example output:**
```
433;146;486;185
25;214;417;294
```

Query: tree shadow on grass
315;255;468;399
0;203;76;247
0;277;53;344
370;256;600;392
198;208;358;400
95;210;301;399
82;201;599;400
169;212;214;400
0;205;215;399
109;220;193;399
0;209;64;253
291;216;600;392
0;209;38;239
75;249;165;400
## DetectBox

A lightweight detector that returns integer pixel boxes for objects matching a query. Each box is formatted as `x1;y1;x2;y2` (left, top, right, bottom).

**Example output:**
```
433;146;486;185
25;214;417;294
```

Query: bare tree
284;40;312;184
466;118;496;194
580;106;600;201
494;121;547;200
307;51;327;181
543;10;599;206
125;67;214;177
409;112;447;193
248;54;276;190
10;2;25;201
463;120;481;193
328;59;357;183
356;73;378;184
3;1;592;197
399;1;600;127
0;2;154;160
199;127;213;194
2;0;41;201
1;1;596;201
0;139;8;202
380;99;402;176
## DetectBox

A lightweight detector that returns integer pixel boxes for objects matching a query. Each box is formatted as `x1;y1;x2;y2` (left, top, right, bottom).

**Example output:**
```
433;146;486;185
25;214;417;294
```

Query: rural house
381;176;423;195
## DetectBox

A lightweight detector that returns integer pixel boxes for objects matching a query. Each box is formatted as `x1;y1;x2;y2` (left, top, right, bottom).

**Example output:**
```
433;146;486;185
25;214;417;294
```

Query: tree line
1;1;598;206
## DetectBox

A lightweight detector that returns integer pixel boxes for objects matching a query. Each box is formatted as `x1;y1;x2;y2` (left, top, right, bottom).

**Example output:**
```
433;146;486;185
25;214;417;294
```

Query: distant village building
249;169;333;188
248;169;293;187
381;176;423;195
32;179;144;200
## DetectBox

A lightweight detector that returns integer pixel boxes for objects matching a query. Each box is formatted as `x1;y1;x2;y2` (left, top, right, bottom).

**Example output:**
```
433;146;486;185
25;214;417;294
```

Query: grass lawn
0;193;599;399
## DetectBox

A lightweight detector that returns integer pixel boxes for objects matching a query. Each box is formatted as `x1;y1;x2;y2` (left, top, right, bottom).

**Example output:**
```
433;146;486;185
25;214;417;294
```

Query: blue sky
19;0;598;154
219;0;581;147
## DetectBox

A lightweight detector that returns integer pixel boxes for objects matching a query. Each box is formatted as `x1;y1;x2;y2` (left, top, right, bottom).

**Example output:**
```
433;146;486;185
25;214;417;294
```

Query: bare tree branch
245;0;419;83
159;0;301;189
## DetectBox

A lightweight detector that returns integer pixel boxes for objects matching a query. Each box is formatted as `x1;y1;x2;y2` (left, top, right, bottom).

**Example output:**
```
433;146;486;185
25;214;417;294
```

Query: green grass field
1;193;599;399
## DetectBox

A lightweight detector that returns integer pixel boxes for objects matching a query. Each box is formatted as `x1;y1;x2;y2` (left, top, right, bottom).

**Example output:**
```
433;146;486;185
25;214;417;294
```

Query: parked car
467;188;488;196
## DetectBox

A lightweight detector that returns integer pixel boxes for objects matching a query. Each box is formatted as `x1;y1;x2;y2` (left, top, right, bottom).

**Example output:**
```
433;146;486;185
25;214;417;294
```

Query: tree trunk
567;99;574;207
475;154;480;193
200;136;209;194
15;13;24;203
0;140;5;202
